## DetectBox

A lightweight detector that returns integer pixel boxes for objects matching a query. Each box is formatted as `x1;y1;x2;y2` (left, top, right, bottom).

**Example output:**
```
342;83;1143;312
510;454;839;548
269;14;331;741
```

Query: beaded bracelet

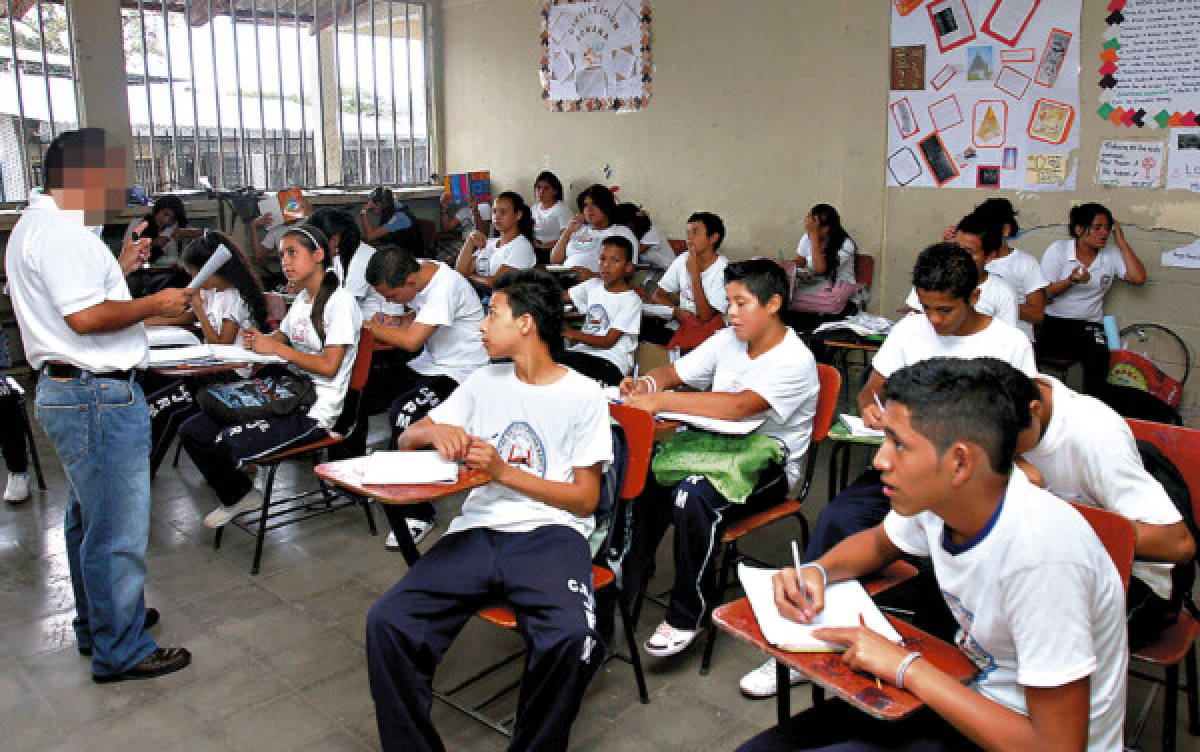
896;651;922;690
798;562;827;588
642;375;658;393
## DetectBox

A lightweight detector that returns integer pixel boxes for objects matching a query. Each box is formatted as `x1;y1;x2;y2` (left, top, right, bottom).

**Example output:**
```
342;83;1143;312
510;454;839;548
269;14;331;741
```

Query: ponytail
499;190;535;244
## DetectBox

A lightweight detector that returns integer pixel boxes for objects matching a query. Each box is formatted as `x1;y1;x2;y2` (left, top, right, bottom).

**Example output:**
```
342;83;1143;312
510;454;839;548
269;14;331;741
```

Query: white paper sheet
641;303;675;319
361;451;459;485
147;326;201;348
1097;139;1165;188
1167;127;1200;192
655;411;765;435
186;244;233;290
839;414;885;439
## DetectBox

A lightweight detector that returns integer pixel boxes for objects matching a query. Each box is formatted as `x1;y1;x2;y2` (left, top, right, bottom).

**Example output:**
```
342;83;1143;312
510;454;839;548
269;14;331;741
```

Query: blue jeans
35;371;157;676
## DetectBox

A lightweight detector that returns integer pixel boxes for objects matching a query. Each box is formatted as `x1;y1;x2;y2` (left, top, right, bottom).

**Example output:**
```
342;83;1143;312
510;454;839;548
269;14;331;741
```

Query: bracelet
895;651;922;690
798;562;827;588
641;375;658;393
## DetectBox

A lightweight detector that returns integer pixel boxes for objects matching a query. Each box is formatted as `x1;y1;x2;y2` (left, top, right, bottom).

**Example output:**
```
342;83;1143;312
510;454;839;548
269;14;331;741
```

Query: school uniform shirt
1023;375;1182;599
795;234;857;287
6;191;148;371
532;200;573;245
428;364;613;540
883;470;1127;752
905;274;1019;328
638;224;673;269
985;247;1048;341
1041;238;1128;322
656;251;730;325
406;261;489;385
566;278;643;375
872;311;1036;379
201;287;255;333
279;285;362;430
474;234;536;277
342;243;404;319
561;223;641;270
674;327;819;492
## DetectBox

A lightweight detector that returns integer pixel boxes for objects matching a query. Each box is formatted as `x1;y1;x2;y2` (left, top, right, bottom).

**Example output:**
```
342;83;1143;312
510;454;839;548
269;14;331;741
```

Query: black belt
44;362;135;381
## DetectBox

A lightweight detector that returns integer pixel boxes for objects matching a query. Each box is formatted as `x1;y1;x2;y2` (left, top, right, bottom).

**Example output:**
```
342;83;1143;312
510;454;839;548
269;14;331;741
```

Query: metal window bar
351;0;363;184
404;1;415;183
250;0;267;187
228;1;249;186
369;0;380;184
6;0;32;196
332;0;345;185
206;0;225;188
160;0;182;188
136;0;158;193
309;0;324;185
183;0;202;189
273;0;287;186
34;0;54;140
386;0;397;183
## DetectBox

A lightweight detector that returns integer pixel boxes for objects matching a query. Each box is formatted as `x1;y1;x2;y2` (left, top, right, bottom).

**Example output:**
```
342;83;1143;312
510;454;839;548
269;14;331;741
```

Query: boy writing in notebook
620;259;819;657
738;357;1127;752
365;269;611;752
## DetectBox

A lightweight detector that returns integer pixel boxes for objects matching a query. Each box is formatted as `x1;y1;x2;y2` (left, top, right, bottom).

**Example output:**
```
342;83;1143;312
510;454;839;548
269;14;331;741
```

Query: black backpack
1137;440;1198;617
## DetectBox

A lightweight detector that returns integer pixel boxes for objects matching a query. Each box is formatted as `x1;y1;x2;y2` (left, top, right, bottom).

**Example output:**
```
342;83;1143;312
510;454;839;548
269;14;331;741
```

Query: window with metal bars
122;0;430;194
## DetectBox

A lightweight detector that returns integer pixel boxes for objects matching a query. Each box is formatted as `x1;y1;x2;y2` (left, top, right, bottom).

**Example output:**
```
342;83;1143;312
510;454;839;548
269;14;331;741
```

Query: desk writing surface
315;459;489;506
828;420;885;446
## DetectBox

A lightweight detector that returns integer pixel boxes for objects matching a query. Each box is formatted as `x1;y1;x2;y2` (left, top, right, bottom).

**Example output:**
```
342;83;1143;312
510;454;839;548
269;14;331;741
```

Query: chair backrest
1128;419;1200;521
667;238;687;256
855;253;874;289
813;364;841;443
1070;502;1136;591
349;327;375;391
609;402;655;500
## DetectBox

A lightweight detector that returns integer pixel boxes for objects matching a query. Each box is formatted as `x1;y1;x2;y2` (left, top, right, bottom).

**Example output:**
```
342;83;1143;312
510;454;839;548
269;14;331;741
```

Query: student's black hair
911;242;978;302
616;202;652;238
882;356;1028;475
809;203;850;282
142;195;189;239
308;207;363;269
496;190;535;243
534;171;563;202
364;244;421;288
955;210;1003;256
600;234;635;263
687;211;726;250
974;357;1040;432
575;184;619;225
282;224;338;344
724;258;789;310
42;127;109;190
1068;202;1114;240
492;268;564;352
375;186;398;224
974;197;1020;237
182;231;269;331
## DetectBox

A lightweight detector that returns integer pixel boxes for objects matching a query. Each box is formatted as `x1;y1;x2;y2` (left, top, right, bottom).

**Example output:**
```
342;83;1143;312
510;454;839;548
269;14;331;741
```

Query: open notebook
147;344;286;367
738;563;902;652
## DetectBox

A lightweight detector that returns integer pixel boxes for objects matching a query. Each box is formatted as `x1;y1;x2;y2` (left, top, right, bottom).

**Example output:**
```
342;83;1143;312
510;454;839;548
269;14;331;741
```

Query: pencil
859;614;883;690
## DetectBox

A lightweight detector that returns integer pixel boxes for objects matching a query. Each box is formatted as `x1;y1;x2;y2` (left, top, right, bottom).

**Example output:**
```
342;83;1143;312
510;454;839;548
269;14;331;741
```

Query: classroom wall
437;0;1200;422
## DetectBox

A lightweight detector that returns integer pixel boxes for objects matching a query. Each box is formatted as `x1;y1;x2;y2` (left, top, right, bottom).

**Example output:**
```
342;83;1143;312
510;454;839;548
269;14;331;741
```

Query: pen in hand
872;391;884;414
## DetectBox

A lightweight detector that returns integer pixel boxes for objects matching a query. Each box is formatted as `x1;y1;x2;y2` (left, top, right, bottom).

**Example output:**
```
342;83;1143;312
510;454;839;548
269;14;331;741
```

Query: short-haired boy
906;212;1019;326
556;235;643;386
622;259;819;656
365;269;612;752
645;211;729;347
738;357;1127;752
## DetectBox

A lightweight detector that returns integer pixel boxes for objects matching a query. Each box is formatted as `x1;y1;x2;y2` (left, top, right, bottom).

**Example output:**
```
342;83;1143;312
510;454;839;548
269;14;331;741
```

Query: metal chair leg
615;584;649;703
250;465;277;576
1188;644;1200;736
1166;663;1180;752
701;540;737;674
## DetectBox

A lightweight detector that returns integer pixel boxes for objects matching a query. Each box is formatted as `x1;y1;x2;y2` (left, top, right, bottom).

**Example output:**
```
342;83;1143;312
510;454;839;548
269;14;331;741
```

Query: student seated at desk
124;194;205;295
621;259;819;657
740;243;1035;699
642;211;729;349
361;186;422;253
976;198;1047;342
737;357;1127;752
348;244;488;548
556;235;642;387
905;210;1018;327
549;183;639;278
365;269;611;752
985;358;1195;649
455;191;536;293
179;224;362;529
531;170;573;263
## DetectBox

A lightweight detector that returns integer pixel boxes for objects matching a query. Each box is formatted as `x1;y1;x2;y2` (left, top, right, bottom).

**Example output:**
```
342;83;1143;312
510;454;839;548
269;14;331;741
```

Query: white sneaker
643;621;698;657
202;490;264;528
384;517;436;551
739;658;807;698
3;472;29;503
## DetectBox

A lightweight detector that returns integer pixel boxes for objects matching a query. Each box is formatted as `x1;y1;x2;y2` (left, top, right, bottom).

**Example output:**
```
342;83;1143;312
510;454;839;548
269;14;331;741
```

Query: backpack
196;368;316;425
1137;440;1198;617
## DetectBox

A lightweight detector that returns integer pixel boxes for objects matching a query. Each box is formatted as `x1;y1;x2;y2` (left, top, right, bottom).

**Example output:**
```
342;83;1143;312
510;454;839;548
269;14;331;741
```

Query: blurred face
581;196;608;227
154;207;177;228
954;230;988;273
873;401;950;517
374;276;420;305
534;180;557;205
1076;213;1111;249
685;220;716;255
492;197;517;234
479;291;524;358
50;145;127;222
279;234;325;285
725;280;777;343
596;243;632;286
915;288;973;336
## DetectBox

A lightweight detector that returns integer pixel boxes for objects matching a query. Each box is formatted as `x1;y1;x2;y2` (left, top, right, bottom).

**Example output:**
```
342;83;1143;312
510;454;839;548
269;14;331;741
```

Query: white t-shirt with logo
6;191;148;371
872;311;1037;379
279;285;362;429
906;274;1018;328
474;235;536;277
532;201;574;245
343;242;404;319
884;470;1127;752
566;278;643;375
986;248;1049;341
562;223;641;270
1041;238;1128;322
1023;375;1182;599
406;262;488;385
429;364;613;540
674;327;819;492
795;234;857;287
656;251;730;325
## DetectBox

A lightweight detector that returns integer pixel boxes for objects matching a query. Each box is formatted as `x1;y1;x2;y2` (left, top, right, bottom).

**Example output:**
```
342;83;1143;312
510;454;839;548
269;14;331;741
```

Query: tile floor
0;416;1193;751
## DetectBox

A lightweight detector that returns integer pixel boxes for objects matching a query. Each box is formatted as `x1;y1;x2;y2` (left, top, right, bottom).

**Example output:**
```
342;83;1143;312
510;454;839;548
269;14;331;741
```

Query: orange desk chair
1126;419;1200;752
698;363;841;673
213;328;378;575
434;402;653;736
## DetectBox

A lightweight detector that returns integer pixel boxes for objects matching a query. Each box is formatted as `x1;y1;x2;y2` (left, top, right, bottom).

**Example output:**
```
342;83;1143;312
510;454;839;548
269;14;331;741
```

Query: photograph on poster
1028;98;1075;144
928;0;977;53
973;100;1008;147
891;98;921;138
981;0;1040;46
978;165;1002;187
1003;147;1019;168
919;131;961;185
1035;28;1071;87
967;46;995;80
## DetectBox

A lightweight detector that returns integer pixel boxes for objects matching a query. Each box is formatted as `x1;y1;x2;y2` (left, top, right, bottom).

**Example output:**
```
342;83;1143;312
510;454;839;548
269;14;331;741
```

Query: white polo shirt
1041;239;1128;323
6;191;148;371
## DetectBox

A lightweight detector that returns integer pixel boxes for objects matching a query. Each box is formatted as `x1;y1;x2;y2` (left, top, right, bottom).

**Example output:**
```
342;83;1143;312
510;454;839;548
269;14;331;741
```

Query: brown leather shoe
92;646;191;683
78;608;160;656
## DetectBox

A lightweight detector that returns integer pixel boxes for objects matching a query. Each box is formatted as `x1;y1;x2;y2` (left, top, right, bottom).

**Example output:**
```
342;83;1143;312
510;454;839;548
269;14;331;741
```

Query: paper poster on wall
1166;128;1200;191
888;0;1080;190
1098;1;1200;129
1097;140;1165;187
540;1;651;113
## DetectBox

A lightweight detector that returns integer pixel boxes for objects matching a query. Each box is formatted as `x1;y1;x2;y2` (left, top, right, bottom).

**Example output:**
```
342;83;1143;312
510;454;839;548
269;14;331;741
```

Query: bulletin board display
540;0;652;113
886;0;1082;191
